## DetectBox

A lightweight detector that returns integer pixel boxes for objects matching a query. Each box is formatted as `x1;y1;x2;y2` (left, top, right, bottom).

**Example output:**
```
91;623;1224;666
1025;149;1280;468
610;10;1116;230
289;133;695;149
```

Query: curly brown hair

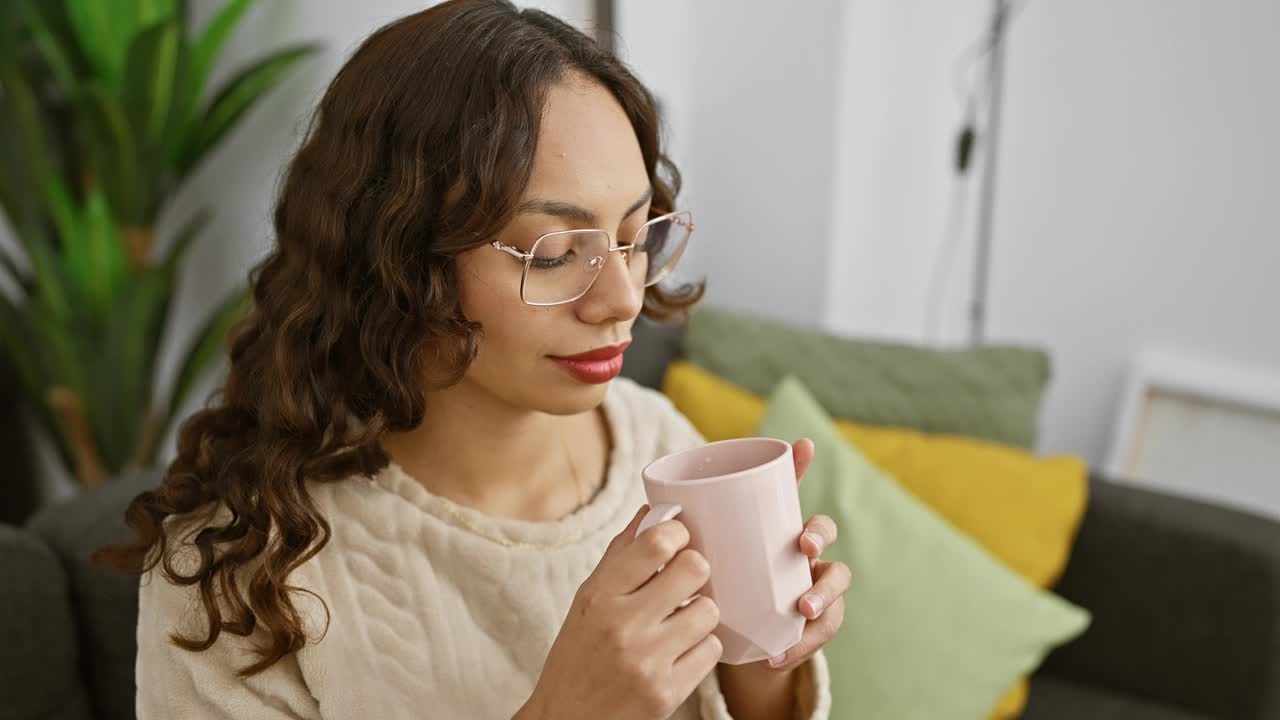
95;0;702;677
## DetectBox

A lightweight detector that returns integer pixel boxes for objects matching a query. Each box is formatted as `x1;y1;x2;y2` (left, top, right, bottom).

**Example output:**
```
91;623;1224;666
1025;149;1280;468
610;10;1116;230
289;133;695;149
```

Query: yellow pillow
662;360;1088;720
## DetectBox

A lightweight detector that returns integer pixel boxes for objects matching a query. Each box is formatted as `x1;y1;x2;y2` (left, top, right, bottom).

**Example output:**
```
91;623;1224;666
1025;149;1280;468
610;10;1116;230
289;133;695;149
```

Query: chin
534;373;613;416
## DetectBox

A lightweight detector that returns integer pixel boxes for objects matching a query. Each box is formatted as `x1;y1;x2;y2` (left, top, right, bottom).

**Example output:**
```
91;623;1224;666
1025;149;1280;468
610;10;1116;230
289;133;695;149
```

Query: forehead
523;76;649;210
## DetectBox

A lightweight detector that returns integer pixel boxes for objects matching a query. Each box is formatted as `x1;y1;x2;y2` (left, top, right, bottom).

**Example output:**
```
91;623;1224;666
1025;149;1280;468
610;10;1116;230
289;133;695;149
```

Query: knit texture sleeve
693;650;833;720
134;526;322;720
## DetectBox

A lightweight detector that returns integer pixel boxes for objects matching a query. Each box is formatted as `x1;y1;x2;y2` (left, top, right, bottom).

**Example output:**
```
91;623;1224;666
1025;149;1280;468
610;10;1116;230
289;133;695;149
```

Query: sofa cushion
0;523;93;720
685;305;1051;449
663;359;1090;589
26;467;163;720
755;376;1090;719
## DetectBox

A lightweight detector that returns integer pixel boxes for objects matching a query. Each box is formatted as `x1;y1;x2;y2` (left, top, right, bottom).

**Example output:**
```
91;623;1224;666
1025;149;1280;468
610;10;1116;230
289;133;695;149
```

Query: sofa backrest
23;469;162;720
0;522;93;720
619;315;687;391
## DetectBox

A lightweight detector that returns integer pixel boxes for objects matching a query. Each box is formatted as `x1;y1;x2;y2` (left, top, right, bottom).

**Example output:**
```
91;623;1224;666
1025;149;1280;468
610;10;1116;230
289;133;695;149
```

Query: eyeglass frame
489;209;694;307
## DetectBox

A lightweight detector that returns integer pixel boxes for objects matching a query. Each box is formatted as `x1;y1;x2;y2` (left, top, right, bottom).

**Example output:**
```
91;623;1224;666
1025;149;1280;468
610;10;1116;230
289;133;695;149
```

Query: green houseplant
0;0;318;488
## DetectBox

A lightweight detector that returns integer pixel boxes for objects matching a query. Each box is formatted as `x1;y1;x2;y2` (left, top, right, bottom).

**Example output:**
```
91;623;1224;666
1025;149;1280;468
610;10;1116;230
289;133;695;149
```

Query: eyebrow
515;187;654;226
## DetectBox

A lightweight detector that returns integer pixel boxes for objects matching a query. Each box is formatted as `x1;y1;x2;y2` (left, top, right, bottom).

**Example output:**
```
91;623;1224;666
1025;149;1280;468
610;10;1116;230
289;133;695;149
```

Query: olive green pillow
755;376;1091;718
686;306;1050;449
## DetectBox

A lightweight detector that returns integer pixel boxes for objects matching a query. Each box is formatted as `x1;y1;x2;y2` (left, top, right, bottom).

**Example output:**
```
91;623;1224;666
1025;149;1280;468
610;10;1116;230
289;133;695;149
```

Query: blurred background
1;2;1278;719
9;0;1277;516
615;0;1280;519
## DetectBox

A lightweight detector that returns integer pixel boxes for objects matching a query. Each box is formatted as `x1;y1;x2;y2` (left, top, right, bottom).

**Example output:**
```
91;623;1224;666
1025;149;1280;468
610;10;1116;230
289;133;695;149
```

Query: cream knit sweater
135;376;831;719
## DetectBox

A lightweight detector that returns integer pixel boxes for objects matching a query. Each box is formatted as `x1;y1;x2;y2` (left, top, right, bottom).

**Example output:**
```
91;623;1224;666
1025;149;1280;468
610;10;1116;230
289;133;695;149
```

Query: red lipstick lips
549;341;631;384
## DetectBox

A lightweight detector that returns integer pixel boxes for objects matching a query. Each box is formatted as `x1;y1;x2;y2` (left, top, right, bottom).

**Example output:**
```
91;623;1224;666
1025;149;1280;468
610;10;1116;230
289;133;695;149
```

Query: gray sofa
4;318;1280;719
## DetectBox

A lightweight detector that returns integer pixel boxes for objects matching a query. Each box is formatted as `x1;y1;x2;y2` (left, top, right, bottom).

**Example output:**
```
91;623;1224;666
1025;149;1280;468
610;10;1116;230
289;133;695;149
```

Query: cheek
457;254;531;336
457;253;507;317
456;260;552;374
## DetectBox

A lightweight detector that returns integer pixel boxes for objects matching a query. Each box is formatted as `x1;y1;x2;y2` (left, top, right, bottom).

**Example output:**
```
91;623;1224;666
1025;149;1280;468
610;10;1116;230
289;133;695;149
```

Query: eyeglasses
490;209;694;306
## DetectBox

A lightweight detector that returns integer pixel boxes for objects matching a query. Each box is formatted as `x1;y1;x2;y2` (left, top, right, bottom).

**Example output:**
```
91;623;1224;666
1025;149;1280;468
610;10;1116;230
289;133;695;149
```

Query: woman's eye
531;251;575;269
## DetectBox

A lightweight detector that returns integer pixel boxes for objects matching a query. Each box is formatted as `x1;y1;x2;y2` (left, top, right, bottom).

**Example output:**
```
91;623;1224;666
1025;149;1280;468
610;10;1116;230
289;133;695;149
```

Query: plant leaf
117;210;209;465
65;0;177;89
164;285;249;433
42;182;128;324
80;82;145;224
79;189;129;321
148;216;207;360
64;0;122;86
28;282;86;400
22;231;72;323
14;0;82;92
76;212;197;472
146;210;210;393
41;176;96;321
88;263;171;471
0;64;56;258
123;17;184;164
42;174;82;260
178;44;318;174
0;61;57;203
174;0;253;147
136;0;177;26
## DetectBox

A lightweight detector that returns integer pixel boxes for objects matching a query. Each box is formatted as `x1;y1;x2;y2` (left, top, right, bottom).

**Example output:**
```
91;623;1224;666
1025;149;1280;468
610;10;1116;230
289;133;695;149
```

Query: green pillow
688;305;1050;449
755;376;1090;719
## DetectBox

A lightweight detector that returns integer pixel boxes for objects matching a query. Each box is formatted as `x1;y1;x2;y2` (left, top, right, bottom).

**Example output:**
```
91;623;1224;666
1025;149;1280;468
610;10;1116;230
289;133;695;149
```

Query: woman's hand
719;438;850;681
713;439;851;720
769;437;851;671
522;506;721;720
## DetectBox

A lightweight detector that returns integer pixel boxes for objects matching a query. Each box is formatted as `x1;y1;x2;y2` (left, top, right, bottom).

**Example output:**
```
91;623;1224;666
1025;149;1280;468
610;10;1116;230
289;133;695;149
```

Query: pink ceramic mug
636;437;813;665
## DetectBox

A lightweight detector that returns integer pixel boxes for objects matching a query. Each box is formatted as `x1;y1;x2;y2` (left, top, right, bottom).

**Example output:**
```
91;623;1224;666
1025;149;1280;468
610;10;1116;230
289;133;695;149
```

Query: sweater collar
367;379;640;550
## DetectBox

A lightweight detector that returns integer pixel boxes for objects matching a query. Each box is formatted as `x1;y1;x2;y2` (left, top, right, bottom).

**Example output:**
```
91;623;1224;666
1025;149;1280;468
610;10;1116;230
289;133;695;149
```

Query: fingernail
802;532;822;552
803;592;824;616
768;653;786;667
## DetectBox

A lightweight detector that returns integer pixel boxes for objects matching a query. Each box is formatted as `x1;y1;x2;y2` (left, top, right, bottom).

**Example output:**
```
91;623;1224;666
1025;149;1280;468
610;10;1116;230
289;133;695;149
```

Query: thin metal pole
970;0;1009;346
594;0;614;54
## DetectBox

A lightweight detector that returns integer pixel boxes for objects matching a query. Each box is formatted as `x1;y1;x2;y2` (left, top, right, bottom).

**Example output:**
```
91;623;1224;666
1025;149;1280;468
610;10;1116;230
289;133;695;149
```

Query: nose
575;246;643;324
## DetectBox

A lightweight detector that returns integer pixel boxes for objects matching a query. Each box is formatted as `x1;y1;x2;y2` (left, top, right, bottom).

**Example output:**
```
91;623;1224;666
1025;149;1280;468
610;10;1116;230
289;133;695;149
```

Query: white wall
825;0;988;343
987;0;1280;464
821;0;1280;465
621;0;1280;473
616;1;845;327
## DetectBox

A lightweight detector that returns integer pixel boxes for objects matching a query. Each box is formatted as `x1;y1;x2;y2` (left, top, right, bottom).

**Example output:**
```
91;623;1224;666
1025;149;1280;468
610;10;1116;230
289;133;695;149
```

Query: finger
610;518;691;595
798;560;851;620
658;594;721;657
607;505;649;553
636;547;712;621
798;514;838;558
769;595;845;672
671;629;724;699
792;438;815;484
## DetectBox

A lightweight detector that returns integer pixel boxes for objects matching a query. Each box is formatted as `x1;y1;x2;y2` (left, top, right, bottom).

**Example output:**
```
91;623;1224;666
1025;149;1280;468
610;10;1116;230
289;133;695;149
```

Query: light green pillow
689;305;1050;449
755;376;1091;719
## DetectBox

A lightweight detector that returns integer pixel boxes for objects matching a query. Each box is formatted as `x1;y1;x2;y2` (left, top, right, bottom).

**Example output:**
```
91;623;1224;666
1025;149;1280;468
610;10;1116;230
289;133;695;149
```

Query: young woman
107;2;850;717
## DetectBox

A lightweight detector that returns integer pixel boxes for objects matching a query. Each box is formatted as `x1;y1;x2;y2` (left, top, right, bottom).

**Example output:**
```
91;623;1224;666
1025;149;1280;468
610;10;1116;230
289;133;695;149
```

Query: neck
380;379;608;522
